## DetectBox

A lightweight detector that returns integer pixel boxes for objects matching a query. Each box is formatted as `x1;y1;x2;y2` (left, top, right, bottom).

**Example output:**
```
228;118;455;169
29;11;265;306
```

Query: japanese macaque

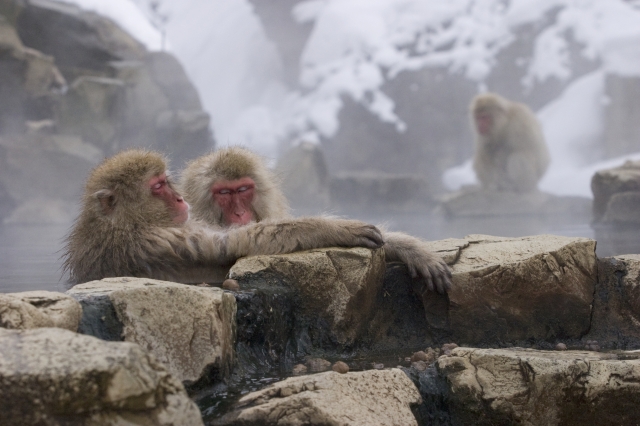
180;147;451;294
471;93;550;192
63;149;384;284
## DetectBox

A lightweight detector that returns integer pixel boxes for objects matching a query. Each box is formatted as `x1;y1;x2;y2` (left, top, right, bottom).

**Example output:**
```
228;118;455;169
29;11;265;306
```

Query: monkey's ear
93;189;116;215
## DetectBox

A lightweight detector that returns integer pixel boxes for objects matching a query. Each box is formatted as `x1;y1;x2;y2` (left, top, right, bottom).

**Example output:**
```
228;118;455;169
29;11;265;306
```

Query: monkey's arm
146;218;382;272
224;217;384;261
382;231;452;293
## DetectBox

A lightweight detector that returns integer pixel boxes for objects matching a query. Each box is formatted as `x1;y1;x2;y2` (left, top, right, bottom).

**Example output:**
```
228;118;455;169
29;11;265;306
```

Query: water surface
1;214;639;293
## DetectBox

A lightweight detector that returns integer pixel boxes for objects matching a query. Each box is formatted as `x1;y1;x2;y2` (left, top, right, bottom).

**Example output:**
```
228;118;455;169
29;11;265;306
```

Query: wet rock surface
0;327;203;426
588;254;640;349
67;277;236;386
229;247;385;349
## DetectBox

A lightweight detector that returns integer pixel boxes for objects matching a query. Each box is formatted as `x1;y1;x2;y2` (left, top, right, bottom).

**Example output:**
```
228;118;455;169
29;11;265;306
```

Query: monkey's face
211;177;256;226
474;110;494;136
149;173;190;224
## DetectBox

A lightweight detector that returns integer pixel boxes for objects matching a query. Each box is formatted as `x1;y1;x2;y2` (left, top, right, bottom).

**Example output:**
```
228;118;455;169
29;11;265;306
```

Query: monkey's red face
149;173;190;224
211;177;255;226
475;111;493;136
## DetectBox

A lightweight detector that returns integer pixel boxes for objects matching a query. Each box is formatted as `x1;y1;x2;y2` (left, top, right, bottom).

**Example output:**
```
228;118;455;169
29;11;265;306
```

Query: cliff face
0;0;214;224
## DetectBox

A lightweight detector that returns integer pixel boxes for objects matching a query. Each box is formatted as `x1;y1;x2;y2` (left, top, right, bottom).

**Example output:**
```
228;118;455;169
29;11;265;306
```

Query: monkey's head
83;149;189;227
181;146;289;227
470;93;510;138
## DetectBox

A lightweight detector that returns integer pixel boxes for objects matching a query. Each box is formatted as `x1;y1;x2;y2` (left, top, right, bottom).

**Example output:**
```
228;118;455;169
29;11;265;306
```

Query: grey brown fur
471;93;550;192
180;147;451;293
64;149;383;284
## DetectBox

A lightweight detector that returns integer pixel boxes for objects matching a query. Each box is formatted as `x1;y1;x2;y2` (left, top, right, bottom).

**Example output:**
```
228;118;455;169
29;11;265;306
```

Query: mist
2;0;640;291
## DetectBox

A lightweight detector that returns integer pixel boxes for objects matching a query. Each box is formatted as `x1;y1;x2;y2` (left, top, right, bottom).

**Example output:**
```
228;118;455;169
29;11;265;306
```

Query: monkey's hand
382;231;452;293
342;221;384;249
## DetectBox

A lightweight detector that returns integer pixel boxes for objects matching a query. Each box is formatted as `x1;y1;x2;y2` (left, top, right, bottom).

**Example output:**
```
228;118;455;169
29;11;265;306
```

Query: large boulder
229;247;385;347
0;290;82;331
215;368;421;426
592;160;640;224
0;327;203;426
420;234;597;346
421;347;640;426
67;277;236;386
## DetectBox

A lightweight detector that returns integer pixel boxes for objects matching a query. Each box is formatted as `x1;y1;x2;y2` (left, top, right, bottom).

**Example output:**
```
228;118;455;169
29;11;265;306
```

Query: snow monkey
180;147;452;294
470;93;550;192
63;149;384;284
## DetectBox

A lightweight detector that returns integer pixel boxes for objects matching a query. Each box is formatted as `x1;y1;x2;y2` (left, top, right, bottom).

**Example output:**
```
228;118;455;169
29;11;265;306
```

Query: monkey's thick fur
180;146;452;294
64;149;383;284
471;93;550;192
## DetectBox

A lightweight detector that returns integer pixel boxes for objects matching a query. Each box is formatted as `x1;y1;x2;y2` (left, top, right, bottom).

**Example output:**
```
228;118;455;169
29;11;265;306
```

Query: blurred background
1;0;640;291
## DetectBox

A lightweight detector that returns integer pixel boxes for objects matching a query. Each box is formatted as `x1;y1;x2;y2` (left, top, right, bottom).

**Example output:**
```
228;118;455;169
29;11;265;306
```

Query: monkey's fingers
355;224;384;248
418;261;452;294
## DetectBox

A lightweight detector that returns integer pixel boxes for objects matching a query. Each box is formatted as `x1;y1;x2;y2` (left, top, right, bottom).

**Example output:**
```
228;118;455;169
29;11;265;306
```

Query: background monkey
180;147;451;294
63;149;384;284
470;93;550;192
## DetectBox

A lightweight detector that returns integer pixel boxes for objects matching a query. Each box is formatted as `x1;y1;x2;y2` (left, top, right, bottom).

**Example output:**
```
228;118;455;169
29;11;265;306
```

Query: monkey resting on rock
63;149;385;284
179;146;452;295
470;92;550;192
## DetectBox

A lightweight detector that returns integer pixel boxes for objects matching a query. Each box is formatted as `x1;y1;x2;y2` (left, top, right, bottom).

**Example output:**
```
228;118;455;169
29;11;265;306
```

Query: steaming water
0;215;639;293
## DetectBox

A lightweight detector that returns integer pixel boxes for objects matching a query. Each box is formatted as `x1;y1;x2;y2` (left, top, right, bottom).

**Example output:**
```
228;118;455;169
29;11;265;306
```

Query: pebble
222;279;240;291
332;361;349;374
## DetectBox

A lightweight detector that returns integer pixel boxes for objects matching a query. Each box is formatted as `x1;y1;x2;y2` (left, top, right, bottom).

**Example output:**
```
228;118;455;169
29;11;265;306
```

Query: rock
411;360;428;371
440;186;591;217
0;291;81;331
67;277;236;385
222;279;240;291
430;347;640;426
592;160;640;223
0;327;203;426
423;234;597;346
556;343;567;351
603;191;640;224
292;364;308;375
214;369;421;426
276;141;330;211
0;3;212;225
442;343;458;352
588;255;640;349
229;247;385;346
332;361;349;374
330;171;433;213
17;0;147;74
306;357;331;373
411;350;436;364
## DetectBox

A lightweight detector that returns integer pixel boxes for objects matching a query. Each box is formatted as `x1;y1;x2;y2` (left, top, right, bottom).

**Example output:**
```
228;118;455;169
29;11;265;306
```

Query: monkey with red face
63;149;384;284
180;147;451;294
470;93;550;192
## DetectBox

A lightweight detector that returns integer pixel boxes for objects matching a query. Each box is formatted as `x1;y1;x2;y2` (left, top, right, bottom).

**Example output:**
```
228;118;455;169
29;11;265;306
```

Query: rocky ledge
4;234;640;424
